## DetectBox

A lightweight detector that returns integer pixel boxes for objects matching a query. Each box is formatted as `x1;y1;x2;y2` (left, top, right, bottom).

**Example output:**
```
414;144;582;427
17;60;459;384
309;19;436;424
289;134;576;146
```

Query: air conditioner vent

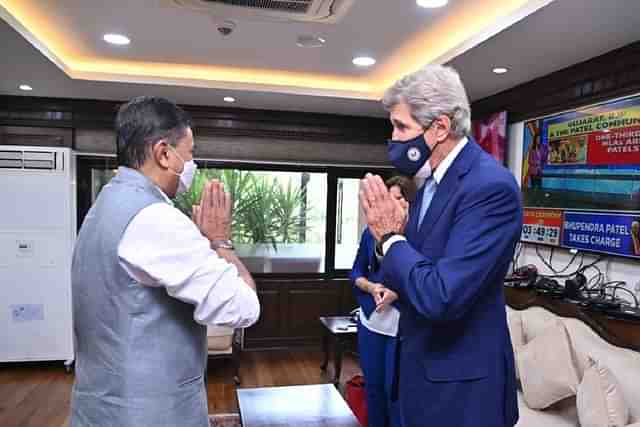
203;0;313;14
0;150;62;171
170;0;354;24
0;151;23;169
24;151;56;169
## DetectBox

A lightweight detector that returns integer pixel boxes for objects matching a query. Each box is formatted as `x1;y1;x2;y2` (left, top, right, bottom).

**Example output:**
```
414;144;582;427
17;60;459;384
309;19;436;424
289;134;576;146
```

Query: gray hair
382;65;471;139
116;96;192;169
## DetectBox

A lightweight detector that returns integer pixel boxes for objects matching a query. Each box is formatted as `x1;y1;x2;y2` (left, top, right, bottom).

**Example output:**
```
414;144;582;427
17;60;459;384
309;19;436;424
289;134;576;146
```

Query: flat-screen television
521;94;640;259
472;111;508;164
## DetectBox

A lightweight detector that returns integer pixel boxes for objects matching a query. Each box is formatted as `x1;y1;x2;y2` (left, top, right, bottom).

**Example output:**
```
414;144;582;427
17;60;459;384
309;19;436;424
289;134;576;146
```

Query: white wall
507;122;640;303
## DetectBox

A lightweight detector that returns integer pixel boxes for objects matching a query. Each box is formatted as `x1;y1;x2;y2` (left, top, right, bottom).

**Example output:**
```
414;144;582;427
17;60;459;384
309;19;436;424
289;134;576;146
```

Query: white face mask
177;160;197;194
168;146;197;194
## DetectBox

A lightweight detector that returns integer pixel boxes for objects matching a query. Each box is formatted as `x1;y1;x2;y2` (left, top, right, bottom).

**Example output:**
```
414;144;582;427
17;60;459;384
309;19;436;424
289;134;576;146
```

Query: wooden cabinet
245;278;356;350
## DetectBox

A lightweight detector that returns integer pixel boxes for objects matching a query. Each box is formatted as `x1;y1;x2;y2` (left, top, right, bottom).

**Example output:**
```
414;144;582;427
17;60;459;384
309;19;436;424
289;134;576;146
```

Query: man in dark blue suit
359;65;522;427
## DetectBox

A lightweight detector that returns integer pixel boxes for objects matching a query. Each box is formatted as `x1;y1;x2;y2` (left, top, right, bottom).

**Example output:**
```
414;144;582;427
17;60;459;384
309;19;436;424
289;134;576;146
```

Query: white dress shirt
118;189;260;329
382;137;469;254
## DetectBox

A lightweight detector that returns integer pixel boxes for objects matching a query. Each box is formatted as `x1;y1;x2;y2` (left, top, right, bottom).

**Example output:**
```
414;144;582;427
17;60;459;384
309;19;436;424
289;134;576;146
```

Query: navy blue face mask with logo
386;133;432;177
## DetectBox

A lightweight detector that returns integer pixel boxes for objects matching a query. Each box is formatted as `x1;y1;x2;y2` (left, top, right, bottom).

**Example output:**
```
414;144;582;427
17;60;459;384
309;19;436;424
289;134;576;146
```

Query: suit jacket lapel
406;184;424;246
417;170;459;239
417;139;481;239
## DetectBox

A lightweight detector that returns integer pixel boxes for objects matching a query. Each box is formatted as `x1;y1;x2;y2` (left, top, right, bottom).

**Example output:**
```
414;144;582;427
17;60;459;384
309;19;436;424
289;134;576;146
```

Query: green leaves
174;169;310;248
273;180;308;244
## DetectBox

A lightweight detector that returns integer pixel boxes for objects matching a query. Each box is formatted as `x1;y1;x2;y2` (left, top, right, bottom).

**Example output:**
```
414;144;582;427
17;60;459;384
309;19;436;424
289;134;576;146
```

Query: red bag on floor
345;375;368;427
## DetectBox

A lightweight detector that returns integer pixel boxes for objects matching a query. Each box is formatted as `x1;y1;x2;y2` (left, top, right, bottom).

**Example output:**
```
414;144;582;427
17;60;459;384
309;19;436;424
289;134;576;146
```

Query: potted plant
174;169;314;272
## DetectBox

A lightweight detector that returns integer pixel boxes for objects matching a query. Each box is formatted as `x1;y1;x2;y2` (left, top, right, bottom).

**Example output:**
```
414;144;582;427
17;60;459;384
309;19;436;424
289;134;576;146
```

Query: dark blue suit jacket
349;228;382;319
381;139;522;427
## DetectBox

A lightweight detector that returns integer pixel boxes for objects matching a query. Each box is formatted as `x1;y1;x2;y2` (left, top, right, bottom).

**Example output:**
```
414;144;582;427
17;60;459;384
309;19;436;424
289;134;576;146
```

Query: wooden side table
319;316;357;386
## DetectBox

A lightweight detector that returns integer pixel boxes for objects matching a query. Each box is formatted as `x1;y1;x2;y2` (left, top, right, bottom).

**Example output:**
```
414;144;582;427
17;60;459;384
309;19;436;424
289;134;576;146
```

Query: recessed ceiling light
296;35;326;48
492;67;509;74
103;33;131;46
417;0;448;8
353;56;376;67
223;97;235;103
19;84;33;91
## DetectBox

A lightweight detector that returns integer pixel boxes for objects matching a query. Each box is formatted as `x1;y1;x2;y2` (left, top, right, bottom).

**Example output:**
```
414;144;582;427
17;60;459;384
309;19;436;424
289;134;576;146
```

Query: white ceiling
1;0;640;117
45;0;445;76
0;16;386;116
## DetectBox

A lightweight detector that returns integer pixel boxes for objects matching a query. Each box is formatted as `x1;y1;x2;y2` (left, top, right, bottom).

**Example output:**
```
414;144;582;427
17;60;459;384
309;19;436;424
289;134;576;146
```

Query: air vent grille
202;0;313;14
0;150;61;171
169;0;354;24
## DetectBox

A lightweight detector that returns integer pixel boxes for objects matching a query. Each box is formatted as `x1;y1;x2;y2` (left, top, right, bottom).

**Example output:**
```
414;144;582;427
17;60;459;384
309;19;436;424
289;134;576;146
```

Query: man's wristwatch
376;232;399;256
211;239;234;250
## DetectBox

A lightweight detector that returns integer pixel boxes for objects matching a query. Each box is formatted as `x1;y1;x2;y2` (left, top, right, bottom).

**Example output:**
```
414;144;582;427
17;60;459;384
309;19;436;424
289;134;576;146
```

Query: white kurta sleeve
118;202;260;328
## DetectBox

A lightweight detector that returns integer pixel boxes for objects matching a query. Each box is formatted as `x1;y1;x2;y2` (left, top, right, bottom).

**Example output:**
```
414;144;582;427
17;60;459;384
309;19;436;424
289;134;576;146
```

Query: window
91;169;117;202
334;178;366;270
174;167;327;273
77;156;390;276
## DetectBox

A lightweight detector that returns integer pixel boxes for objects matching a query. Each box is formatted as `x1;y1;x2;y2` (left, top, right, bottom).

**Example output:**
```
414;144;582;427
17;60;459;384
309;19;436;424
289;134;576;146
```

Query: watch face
212;240;234;250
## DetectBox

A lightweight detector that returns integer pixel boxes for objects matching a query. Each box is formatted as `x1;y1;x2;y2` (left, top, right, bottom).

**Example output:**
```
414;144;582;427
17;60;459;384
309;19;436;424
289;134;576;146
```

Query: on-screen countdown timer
521;208;564;246
521;223;561;245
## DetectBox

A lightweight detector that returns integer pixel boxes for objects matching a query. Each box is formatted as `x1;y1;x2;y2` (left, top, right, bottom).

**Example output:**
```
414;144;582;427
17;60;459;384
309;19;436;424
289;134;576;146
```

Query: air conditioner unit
0;146;76;364
170;0;355;24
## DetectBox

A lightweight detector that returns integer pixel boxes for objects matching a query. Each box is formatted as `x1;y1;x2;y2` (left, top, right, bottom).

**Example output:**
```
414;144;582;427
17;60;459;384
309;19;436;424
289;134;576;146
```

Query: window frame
76;155;392;280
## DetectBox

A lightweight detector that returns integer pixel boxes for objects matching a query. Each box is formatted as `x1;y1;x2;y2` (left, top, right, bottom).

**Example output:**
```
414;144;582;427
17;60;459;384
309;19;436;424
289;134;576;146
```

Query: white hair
382;65;471;139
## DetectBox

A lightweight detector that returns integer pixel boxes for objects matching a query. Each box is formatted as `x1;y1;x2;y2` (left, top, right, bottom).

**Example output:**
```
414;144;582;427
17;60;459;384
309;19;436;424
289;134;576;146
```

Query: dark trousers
357;321;399;427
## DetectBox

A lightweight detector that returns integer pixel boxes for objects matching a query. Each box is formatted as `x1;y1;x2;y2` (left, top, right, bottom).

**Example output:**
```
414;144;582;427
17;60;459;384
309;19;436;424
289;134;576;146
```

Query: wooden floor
0;350;360;427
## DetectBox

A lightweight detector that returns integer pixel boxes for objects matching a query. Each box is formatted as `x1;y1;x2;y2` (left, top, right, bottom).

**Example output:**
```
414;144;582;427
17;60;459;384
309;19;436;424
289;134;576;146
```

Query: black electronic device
602;306;640;321
579;298;622;311
534;277;565;298
579;297;640;321
564;273;587;300
505;264;538;287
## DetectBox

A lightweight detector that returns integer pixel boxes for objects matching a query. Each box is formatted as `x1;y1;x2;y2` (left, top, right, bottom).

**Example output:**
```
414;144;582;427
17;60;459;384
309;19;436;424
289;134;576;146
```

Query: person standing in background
350;176;415;427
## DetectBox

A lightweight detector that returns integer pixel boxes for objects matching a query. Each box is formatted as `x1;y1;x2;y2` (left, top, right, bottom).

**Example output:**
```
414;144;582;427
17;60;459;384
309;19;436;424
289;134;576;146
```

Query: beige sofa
507;306;640;427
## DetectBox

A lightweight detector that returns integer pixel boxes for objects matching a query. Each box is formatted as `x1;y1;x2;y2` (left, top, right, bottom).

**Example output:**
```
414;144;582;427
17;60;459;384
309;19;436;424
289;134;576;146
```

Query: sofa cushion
508;306;640;424
577;358;629;427
507;309;525;380
518;322;580;409
521;306;562;343
562;318;640;423
507;309;526;347
515;392;579;427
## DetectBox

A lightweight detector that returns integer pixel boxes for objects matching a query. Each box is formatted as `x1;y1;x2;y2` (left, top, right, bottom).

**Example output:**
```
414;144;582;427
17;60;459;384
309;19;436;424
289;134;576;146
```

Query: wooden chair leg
232;352;241;385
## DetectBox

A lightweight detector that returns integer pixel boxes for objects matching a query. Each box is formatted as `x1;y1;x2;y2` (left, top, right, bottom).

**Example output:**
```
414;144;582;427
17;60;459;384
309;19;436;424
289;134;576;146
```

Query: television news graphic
521;94;640;260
